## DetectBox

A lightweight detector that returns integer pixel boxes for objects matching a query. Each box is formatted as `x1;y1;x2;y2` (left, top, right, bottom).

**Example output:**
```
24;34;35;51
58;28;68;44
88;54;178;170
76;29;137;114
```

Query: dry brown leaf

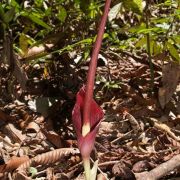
0;135;19;148
123;110;141;133
112;162;136;179
25;122;40;133
158;61;180;109
99;122;114;134
13;56;28;91
41;128;63;148
0;156;29;173
17;148;80;171
4;123;26;143
118;65;148;79
166;135;180;147
150;118;180;142
0;110;15;122
14;148;79;179
120;83;153;106
19;110;33;130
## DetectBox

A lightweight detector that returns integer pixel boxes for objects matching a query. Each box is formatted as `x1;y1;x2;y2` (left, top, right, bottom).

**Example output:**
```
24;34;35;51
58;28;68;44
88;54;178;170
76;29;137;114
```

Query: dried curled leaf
4;123;26;143
17;148;80;170
0;156;29;173
123;110;141;133
41;127;63;148
14;148;79;179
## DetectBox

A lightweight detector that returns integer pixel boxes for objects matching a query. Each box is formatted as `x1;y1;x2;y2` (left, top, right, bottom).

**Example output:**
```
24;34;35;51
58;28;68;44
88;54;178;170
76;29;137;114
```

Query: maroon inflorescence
72;86;103;158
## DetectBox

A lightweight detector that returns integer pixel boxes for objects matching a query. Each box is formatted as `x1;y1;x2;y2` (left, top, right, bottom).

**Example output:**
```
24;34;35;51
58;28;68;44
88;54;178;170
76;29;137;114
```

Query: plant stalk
145;1;154;91
83;157;91;180
82;0;111;135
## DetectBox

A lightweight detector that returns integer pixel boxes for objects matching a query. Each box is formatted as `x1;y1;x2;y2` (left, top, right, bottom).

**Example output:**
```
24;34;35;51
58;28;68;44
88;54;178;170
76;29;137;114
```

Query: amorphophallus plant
72;0;111;180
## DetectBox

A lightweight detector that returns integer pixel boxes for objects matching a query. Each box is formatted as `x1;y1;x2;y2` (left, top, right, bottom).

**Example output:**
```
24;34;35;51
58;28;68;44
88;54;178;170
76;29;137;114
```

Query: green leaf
45;7;52;16
137;27;164;34
135;36;146;48
88;1;100;19
151;17;170;24
29;14;51;29
83;48;90;60
128;23;146;33
105;81;120;89
0;4;5;22
103;33;109;39
10;0;20;9
164;0;172;6
57;5;67;22
133;0;143;13
153;42;162;56
56;0;66;3
13;44;24;55
21;12;51;30
28;167;37;177
19;33;29;56
80;0;90;13
4;7;15;23
122;0;142;14
171;35;180;45
166;42;180;61
175;9;180;15
35;0;44;7
79;0;100;18
155;23;170;30
108;3;122;22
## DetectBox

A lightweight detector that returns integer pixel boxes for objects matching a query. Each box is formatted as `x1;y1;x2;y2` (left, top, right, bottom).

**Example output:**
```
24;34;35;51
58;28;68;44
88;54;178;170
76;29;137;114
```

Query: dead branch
135;154;180;180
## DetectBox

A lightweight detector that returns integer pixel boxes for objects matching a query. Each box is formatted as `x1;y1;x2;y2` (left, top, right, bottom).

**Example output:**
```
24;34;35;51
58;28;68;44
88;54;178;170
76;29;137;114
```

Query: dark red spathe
72;86;103;158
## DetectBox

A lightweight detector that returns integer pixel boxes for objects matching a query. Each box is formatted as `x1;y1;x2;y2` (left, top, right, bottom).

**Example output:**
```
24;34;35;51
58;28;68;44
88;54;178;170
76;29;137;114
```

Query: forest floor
0;50;179;180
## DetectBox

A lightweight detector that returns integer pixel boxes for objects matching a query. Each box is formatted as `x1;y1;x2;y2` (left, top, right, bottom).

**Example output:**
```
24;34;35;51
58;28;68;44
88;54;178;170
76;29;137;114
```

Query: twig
68;161;83;172
135;154;180;180
98;160;119;167
111;130;133;144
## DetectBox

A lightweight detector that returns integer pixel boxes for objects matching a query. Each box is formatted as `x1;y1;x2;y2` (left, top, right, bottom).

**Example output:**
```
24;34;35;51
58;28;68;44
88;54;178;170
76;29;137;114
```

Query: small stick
111;130;133;144
135;154;180;180
98;160;120;167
